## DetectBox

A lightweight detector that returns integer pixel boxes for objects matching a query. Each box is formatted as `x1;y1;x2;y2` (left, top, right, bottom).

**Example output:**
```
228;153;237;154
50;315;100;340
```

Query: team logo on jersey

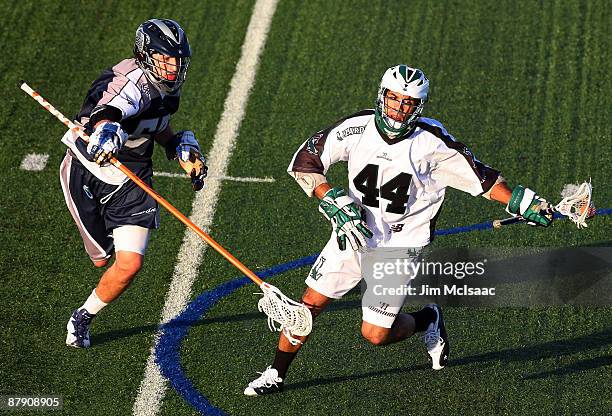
336;125;365;141
309;256;326;281
376;152;392;161
306;133;323;155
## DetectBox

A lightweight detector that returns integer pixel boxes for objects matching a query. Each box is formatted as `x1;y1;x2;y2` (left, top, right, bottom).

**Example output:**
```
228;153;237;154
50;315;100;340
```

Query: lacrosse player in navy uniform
60;19;207;348
244;65;553;395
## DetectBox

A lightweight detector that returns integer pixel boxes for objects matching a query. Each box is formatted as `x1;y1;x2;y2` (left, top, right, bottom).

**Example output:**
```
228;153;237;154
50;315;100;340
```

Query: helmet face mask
375;65;429;139
134;19;191;94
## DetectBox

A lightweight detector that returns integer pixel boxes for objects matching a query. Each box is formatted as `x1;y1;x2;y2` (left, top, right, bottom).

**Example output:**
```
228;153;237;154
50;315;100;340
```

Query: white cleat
244;366;284;396
422;304;449;370
66;308;95;348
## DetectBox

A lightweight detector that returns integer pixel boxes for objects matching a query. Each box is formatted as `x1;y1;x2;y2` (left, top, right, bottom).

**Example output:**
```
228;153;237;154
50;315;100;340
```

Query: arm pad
289;171;328;197
88;105;123;130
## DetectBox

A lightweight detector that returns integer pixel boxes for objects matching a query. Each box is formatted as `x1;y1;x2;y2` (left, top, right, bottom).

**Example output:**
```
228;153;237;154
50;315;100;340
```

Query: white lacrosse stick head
556;181;594;228
257;282;313;345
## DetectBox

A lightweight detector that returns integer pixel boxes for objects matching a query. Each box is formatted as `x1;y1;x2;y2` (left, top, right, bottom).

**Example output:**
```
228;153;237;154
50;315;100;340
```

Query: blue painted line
434;220;493;235
435;208;611;235
155;255;319;415
155;210;611;415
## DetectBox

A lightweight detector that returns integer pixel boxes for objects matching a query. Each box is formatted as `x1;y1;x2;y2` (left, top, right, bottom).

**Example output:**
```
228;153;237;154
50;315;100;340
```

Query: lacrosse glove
167;130;208;191
86;121;128;165
506;185;553;227
319;187;373;250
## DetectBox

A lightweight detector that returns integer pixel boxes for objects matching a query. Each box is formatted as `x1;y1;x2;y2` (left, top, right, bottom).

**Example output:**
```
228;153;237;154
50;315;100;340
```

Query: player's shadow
583;240;612;247
450;327;612;377
93;298;363;346
284;327;612;391
522;355;612;380
93;313;261;346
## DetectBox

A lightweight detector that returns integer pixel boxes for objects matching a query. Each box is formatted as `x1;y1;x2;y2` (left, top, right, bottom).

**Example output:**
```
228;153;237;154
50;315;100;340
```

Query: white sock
81;289;108;315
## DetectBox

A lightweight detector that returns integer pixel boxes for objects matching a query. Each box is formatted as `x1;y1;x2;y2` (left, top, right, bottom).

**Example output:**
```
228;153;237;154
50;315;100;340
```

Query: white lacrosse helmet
375;65;429;139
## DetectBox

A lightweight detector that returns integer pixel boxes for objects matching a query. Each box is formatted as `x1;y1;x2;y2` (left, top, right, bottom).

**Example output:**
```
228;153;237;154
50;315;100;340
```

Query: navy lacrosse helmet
134;19;191;94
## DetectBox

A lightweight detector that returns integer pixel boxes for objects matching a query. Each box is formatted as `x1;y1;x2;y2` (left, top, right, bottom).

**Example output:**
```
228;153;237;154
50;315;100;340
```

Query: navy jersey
68;58;181;165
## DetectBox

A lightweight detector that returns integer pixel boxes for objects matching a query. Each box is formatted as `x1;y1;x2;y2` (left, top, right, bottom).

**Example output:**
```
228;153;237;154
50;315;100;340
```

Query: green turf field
1;0;610;415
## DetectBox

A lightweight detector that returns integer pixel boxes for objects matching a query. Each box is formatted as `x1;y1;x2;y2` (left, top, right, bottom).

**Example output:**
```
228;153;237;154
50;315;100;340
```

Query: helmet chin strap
382;112;421;140
383;111;419;137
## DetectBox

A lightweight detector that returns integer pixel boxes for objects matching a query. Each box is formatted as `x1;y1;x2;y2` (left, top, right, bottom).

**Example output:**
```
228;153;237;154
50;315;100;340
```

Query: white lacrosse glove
86;121;128;165
318;187;373;251
166;130;208;191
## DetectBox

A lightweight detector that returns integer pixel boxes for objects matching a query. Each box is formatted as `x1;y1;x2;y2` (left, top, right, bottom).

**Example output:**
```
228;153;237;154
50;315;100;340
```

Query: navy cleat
422;304;449;370
244;366;284;396
66;308;95;348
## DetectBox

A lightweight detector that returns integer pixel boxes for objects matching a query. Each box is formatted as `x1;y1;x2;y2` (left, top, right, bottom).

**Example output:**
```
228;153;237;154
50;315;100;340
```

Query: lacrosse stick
493;181;594;229
19;81;312;345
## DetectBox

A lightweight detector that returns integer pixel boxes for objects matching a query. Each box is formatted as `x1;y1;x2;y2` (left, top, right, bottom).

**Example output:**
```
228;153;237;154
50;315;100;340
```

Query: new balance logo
390;224;404;232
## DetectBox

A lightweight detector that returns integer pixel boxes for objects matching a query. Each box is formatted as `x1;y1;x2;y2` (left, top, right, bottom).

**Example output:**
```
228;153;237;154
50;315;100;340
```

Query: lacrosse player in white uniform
61;19;207;348
244;64;553;395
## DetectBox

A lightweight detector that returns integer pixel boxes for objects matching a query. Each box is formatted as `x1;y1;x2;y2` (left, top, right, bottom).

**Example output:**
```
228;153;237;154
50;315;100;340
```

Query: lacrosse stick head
556;181;595;228
257;282;313;345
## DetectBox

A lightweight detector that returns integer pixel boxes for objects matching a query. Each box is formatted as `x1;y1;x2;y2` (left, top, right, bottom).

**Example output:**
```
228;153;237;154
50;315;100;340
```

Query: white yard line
20;153;49;171
132;1;279;415
155;171;275;183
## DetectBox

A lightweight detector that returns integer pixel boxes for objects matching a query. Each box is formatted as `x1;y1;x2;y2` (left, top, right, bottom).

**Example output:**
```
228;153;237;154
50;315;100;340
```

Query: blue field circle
155;208;611;415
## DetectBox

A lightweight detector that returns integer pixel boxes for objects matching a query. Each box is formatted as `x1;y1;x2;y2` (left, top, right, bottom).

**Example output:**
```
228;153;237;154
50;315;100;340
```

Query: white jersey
288;110;500;248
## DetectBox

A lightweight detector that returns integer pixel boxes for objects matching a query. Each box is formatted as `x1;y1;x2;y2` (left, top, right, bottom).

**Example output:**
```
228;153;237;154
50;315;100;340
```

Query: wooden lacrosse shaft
492;216;523;228
493;207;557;229
19;81;264;287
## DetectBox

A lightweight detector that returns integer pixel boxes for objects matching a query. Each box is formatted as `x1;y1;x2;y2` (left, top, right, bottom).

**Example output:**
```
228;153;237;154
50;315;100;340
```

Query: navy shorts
59;151;159;261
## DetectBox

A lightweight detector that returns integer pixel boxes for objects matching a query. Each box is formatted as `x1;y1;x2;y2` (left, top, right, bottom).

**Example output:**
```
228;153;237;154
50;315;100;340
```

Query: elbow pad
289;171;328;197
88;105;123;129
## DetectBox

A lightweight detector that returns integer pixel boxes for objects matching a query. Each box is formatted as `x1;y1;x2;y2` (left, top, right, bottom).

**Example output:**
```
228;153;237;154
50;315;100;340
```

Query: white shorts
306;235;423;328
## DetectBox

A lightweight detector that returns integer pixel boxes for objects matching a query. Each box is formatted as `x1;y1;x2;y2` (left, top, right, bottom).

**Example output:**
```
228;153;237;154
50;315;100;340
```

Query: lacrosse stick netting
555;181;594;228
258;283;313;345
